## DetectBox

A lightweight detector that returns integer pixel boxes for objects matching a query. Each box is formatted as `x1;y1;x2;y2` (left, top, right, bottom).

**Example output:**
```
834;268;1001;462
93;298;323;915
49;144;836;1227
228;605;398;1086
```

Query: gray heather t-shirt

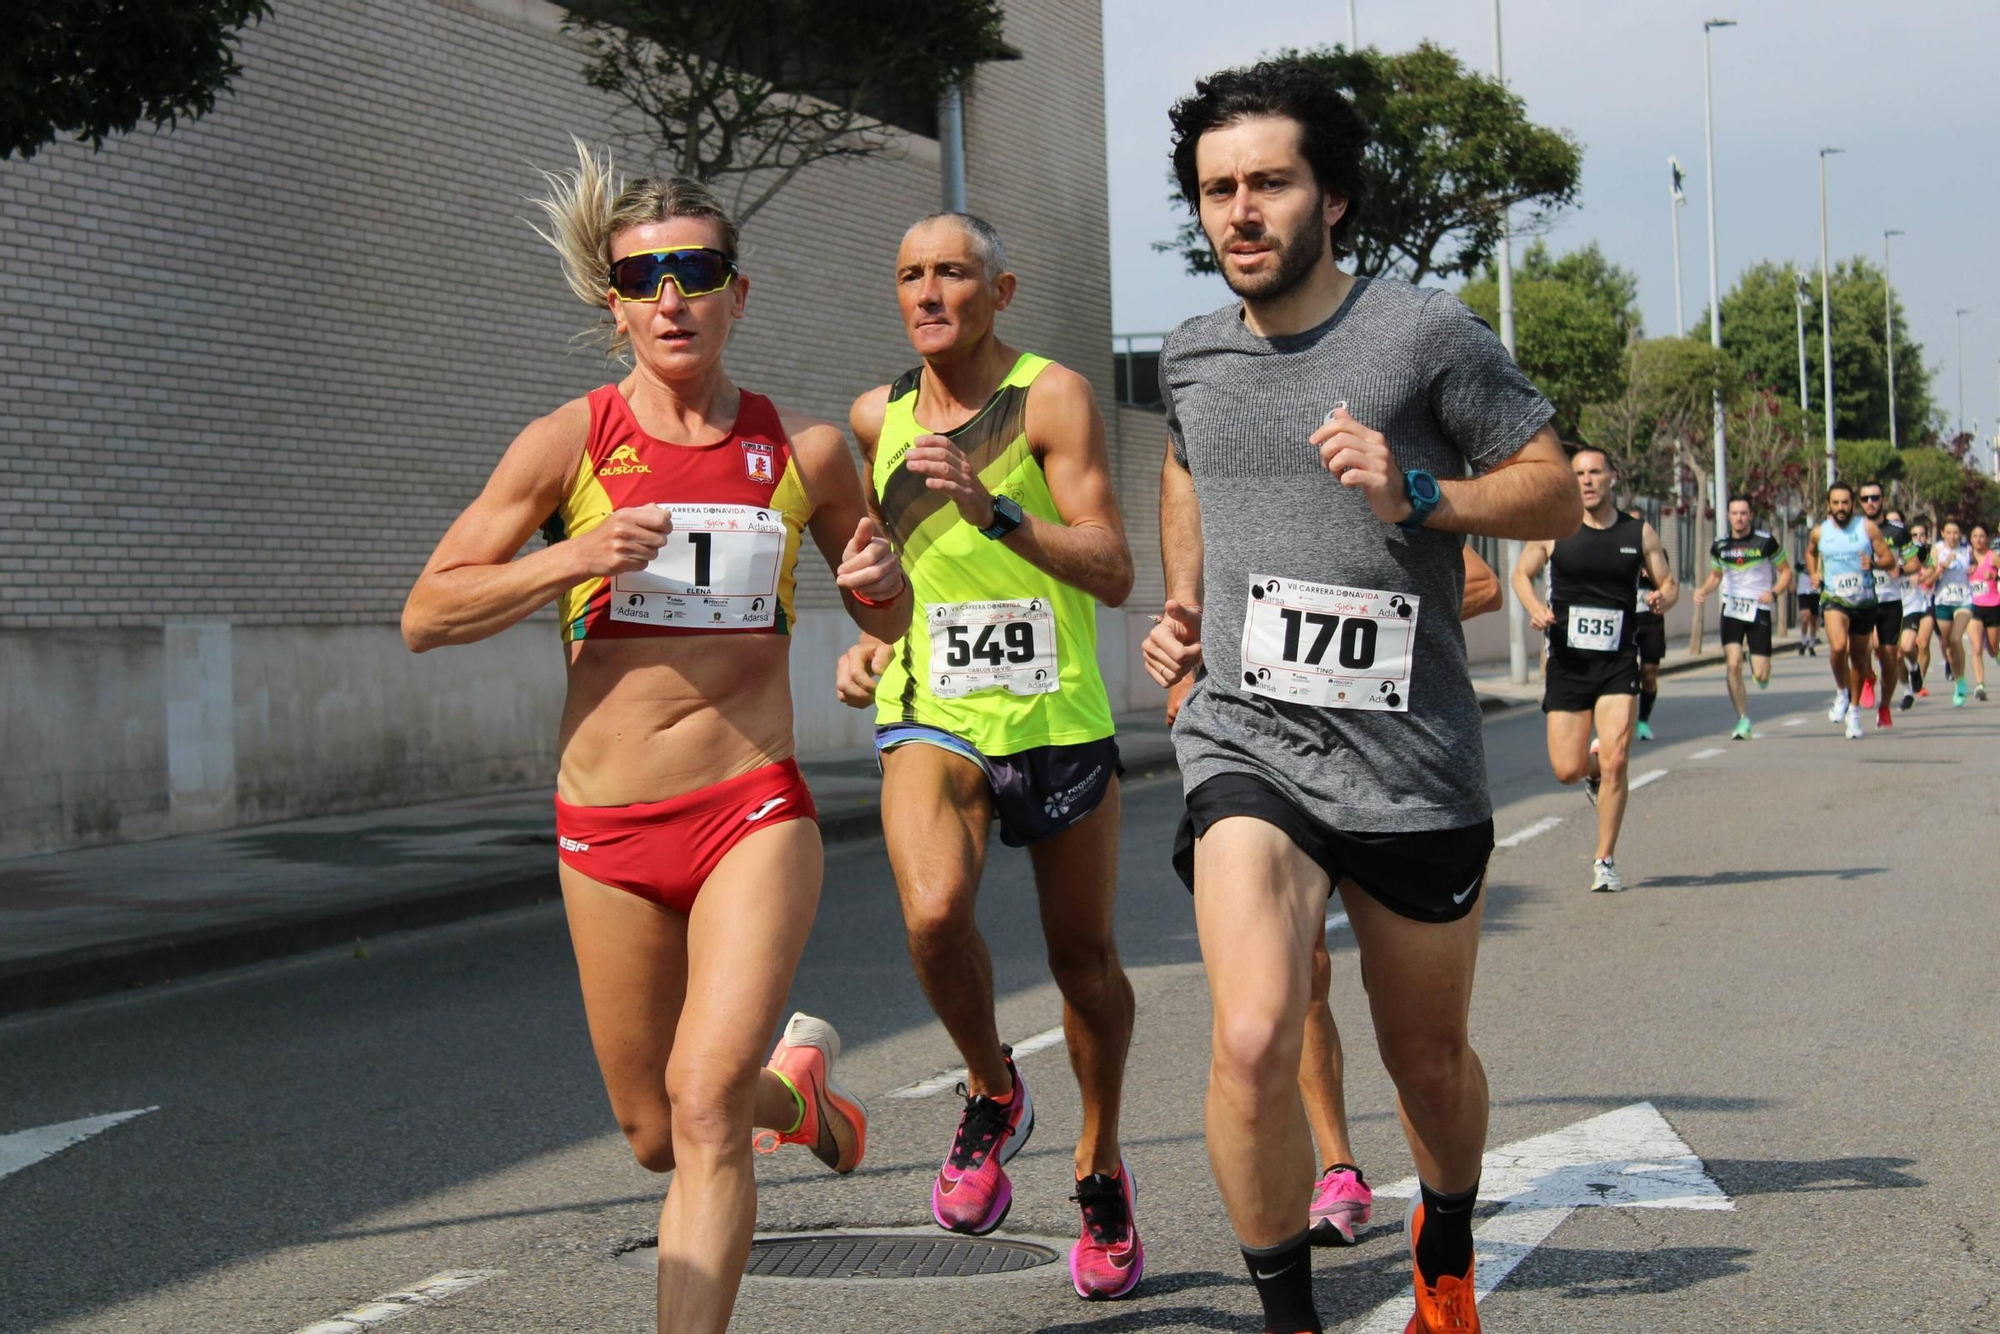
1161;276;1554;833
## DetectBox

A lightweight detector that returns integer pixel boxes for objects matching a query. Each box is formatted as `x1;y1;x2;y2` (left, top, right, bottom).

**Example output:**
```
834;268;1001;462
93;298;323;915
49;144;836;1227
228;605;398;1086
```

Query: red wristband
851;582;904;609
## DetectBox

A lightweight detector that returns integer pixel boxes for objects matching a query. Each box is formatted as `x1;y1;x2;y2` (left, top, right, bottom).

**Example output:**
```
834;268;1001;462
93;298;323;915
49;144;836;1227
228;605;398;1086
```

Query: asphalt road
4;649;1997;1333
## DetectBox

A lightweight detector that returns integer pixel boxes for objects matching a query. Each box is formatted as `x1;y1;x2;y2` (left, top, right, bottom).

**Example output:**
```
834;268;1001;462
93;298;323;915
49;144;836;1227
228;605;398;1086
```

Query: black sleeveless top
1549;512;1644;654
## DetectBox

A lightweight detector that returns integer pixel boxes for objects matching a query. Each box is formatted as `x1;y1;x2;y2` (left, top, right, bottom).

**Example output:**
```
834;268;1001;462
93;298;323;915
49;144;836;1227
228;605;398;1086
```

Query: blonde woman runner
401;143;911;1333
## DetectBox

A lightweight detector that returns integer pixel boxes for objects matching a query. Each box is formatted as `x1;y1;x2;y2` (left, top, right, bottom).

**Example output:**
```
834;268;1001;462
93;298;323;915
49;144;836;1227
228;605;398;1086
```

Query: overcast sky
1099;0;1999;448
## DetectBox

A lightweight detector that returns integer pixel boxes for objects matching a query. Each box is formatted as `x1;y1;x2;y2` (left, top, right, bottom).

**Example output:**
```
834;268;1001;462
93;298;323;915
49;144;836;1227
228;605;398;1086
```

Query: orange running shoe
1403;1195;1479;1333
753;1012;867;1173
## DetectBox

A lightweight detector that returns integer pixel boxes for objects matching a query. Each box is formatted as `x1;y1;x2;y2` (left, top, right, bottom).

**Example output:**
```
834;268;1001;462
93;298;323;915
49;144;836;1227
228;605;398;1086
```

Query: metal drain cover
746;1233;1058;1279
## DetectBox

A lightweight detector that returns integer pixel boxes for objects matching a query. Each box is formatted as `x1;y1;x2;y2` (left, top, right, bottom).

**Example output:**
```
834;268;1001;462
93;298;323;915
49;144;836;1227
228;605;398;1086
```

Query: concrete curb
0;746;1185;1017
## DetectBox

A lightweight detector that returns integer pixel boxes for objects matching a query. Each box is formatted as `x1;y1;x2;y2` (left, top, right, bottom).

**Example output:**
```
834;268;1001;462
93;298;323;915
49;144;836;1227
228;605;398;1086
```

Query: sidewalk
0;712;1169;1016
0;639;1773;1017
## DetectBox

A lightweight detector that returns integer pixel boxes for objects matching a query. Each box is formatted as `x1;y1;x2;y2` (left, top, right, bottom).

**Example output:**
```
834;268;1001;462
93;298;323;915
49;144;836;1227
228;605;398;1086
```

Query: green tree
1460;241;1640;439
565;0;1008;226
1900;446;1971;519
1158;42;1582;283
4;0;270;159
1835;438;1900;491
1726;390;1812;522
1700;259;1935;444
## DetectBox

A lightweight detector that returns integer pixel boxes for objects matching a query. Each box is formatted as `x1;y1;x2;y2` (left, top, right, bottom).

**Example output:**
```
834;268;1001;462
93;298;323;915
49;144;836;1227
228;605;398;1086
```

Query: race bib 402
1239;576;1418;712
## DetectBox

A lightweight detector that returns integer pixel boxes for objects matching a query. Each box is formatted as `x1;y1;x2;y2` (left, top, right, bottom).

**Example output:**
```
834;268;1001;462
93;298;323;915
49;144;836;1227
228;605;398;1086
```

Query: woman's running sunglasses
608;247;738;302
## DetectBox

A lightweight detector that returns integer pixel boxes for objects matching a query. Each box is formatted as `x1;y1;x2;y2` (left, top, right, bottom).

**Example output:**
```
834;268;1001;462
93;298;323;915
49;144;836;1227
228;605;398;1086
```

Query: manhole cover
746;1234;1058;1280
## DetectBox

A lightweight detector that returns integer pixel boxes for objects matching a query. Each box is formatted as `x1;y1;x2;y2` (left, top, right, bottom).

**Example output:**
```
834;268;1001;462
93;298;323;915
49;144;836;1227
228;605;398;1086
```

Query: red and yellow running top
549;385;810;641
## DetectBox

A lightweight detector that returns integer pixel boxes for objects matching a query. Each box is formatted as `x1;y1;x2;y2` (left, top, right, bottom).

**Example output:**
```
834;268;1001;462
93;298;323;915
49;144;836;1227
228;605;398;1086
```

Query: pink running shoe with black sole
1308;1164;1374;1246
1070;1158;1142;1299
931;1046;1034;1235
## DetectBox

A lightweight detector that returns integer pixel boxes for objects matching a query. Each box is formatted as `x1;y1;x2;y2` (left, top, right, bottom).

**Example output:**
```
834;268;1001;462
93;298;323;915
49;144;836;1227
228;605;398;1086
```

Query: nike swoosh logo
1452;872;1483;906
1253;1262;1297;1282
745;797;788;822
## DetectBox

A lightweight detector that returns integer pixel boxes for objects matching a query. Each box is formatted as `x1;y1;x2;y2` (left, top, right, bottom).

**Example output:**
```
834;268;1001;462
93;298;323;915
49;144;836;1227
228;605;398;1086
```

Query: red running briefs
554;759;818;913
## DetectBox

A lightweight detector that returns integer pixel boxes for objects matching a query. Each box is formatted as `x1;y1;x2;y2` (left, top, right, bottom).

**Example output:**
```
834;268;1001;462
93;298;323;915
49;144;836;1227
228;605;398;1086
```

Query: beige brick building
0;0;1167;857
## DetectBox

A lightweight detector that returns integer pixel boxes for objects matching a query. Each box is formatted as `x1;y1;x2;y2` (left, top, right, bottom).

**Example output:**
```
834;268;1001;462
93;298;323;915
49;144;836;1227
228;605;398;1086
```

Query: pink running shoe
931;1046;1034;1235
1307;1164;1374;1247
751;1012;867;1174
1859;678;1876;709
1069;1159;1143;1299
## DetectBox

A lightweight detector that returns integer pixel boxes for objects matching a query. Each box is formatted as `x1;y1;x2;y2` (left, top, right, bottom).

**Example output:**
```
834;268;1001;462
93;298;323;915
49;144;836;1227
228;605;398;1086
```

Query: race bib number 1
610;503;784;629
1722;594;1760;623
928;600;1059;698
1565;605;1624;653
1240;576;1418;712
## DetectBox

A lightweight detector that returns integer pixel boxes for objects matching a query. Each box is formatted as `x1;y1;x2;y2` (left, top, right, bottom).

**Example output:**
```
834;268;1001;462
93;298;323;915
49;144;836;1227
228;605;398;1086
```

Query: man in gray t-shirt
1141;57;1581;1334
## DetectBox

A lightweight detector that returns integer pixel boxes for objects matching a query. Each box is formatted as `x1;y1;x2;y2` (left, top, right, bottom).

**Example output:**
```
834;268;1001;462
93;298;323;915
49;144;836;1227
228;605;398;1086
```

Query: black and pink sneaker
930;1046;1034;1235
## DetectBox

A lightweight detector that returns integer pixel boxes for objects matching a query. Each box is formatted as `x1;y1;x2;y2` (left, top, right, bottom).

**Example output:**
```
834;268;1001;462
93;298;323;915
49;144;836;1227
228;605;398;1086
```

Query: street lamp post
1348;0;1358;48
1794;271;1811;413
1669;157;1687;333
1956;308;1973;439
1703;18;1735;523
1818;147;1844;483
1883;229;1904;449
1493;0;1526;685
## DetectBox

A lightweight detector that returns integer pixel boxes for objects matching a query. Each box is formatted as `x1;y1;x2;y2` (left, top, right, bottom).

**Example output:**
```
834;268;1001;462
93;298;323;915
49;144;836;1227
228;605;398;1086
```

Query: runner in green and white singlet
835;213;1144;1301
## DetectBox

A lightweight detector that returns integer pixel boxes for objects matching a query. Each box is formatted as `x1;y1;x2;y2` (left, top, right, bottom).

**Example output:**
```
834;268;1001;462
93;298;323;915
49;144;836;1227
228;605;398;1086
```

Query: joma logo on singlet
599;444;652;476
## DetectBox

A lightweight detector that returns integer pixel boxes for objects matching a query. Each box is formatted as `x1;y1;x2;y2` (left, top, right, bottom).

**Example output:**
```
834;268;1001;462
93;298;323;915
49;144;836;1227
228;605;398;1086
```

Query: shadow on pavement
1034;1269;1241;1333
1705;1155;1924;1196
1506;1243;1754;1298
1638;867;1885;889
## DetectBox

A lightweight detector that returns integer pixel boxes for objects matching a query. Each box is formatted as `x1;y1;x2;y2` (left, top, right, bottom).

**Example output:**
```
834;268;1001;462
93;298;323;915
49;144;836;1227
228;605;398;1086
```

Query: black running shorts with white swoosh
1172;770;1494;924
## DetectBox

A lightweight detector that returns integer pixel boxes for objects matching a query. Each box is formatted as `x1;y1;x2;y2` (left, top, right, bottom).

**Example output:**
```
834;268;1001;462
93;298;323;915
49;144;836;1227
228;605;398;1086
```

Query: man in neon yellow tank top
836;213;1144;1300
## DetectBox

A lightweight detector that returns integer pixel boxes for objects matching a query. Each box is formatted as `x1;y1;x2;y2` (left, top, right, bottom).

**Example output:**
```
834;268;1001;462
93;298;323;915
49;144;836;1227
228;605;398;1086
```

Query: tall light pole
1702;18;1735;521
1817;147;1843;483
1794;271;1811;412
1493;0;1526;685
1883;229;1904;449
1348;0;1358;47
1669;157;1688;333
1956;308;1973;439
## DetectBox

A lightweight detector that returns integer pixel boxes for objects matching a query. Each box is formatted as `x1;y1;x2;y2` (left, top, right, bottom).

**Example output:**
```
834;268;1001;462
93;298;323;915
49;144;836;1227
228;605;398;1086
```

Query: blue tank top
1818;517;1874;606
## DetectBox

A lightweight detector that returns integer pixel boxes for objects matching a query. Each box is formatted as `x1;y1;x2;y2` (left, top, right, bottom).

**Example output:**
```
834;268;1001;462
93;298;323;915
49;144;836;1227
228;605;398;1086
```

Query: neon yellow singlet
871;353;1114;755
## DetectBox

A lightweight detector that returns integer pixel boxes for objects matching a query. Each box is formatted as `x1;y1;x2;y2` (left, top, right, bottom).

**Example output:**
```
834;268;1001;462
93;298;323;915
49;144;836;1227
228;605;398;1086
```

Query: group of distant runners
396;50;1941;1334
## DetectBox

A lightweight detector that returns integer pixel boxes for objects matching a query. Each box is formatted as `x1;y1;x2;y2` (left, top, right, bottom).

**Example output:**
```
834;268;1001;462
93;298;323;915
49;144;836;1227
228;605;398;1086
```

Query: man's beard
1214;217;1327;304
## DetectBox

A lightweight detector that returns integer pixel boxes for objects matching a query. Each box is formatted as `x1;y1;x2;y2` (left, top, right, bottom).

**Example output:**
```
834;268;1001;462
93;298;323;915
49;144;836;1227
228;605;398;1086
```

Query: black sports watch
980;494;1024;540
1396;469;1442;531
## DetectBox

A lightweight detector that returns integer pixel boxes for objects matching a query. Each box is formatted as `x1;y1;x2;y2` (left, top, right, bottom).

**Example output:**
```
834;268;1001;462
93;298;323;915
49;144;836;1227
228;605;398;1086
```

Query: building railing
1112;332;1170;410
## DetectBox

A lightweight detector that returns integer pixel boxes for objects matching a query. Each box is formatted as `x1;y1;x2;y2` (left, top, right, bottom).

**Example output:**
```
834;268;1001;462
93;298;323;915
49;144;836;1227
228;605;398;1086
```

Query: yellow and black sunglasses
608;246;738;302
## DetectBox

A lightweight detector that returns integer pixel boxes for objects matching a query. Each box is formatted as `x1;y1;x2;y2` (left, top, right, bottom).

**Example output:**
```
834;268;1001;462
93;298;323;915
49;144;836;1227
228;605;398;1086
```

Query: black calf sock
1415;1179;1479;1285
1241;1231;1321;1334
1639;687;1657;722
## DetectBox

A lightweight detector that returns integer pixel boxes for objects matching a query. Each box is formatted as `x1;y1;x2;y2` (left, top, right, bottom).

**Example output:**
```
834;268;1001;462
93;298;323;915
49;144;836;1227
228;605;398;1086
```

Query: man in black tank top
1511;448;1674;893
1625;507;1677;740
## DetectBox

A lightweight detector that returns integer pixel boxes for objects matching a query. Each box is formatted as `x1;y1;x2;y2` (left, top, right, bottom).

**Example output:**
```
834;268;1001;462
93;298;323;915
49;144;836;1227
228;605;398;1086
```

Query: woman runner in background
401;142;910;1334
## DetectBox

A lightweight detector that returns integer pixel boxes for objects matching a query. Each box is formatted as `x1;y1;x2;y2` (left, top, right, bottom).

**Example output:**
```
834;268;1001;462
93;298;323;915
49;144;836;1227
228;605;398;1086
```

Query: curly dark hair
1168;58;1371;260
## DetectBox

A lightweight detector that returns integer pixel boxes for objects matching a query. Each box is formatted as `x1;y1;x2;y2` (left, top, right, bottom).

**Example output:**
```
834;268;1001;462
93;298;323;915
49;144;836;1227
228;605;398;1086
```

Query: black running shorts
1719;609;1774;656
1542;650;1641;713
1632;616;1666;665
1171;770;1493;924
1977;604;2000;628
875;724;1121;848
1798;591;1820;613
1902;610;1930;635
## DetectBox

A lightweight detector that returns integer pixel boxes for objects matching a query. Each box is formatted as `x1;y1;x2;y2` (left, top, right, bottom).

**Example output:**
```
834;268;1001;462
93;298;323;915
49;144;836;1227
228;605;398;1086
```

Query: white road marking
885;1024;1067;1100
1782;718;1805;727
1325;911;1350;933
291;1271;503;1334
1690;747;1727;760
1495;816;1562;849
0;1107;156;1183
1357;1103;1731;1332
1629;769;1669;790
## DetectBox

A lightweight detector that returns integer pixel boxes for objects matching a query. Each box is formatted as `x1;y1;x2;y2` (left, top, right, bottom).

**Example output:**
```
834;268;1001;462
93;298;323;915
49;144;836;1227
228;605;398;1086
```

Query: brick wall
0;0;1144;855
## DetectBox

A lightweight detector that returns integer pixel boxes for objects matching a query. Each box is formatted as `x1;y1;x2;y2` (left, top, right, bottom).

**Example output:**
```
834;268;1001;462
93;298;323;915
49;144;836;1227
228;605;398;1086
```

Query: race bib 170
1240;576;1418;712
